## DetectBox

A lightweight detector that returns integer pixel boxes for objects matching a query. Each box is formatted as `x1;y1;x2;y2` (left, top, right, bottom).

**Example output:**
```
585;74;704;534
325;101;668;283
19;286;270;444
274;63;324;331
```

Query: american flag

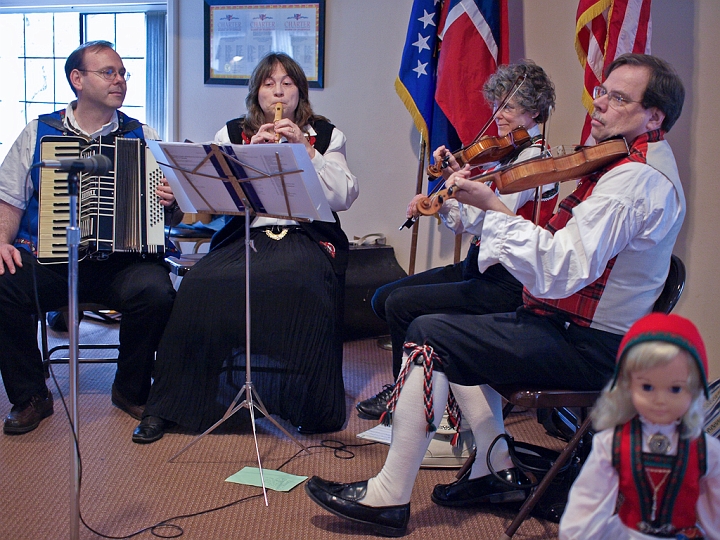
395;0;508;182
576;0;653;144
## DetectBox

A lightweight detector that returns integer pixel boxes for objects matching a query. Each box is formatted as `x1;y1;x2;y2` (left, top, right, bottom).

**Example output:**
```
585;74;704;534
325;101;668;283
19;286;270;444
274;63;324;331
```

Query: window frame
0;0;176;141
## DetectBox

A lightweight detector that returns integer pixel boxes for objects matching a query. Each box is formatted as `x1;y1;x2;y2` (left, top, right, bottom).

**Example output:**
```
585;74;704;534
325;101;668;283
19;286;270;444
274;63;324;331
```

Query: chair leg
498;414;593;540
502;401;515;419
456;448;476;479
39;313;51;378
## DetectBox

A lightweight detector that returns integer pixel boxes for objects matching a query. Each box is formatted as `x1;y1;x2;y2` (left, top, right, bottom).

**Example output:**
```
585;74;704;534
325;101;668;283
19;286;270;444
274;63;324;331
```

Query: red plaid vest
522;130;665;327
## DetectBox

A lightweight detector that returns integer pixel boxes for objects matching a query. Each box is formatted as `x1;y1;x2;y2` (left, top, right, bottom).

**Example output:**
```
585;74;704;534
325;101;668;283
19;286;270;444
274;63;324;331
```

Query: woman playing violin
357;60;559;421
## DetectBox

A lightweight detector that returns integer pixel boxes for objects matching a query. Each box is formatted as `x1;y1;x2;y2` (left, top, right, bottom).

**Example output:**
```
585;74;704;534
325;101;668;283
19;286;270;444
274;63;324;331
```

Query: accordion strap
38;110;144;140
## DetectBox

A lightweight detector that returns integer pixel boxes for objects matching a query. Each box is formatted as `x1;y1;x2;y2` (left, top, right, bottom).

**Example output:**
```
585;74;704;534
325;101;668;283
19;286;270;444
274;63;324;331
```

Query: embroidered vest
612;417;707;538
15;109;145;255
522;130;665;327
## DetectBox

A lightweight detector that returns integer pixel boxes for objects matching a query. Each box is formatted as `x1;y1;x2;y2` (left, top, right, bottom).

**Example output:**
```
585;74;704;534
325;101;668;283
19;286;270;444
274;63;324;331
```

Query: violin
426;127;532;179
415;137;629;216
426;74;529;180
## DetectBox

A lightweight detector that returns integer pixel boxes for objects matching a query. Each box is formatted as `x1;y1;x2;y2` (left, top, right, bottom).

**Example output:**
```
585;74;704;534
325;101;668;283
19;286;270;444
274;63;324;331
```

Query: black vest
209;117;349;275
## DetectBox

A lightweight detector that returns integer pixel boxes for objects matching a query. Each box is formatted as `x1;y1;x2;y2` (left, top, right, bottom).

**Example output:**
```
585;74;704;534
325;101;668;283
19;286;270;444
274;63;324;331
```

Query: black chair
461;254;686;539
165;224;215;254
40;304;120;375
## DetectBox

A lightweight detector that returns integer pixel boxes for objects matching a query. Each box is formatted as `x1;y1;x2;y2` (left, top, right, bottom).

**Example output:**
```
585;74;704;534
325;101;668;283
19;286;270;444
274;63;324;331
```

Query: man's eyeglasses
78;68;130;82
592;86;640;109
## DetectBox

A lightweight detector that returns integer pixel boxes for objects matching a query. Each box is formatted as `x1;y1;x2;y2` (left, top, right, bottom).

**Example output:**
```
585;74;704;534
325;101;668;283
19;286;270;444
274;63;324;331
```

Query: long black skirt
144;228;346;433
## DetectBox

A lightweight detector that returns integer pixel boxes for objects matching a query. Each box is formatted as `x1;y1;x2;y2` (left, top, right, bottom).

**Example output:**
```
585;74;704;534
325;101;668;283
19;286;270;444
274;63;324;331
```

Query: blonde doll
560;313;720;539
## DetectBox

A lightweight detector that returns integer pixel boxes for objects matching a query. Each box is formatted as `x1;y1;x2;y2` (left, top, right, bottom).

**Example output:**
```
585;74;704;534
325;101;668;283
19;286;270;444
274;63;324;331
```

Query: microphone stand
66;170;81;540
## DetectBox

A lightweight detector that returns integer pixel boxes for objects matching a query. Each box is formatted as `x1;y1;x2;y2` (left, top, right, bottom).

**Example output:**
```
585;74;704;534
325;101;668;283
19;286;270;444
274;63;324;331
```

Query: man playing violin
306;53;686;537
357;60;559;425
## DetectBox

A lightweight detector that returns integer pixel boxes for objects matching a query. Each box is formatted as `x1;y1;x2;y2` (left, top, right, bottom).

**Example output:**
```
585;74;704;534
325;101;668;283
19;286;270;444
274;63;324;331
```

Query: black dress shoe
3;390;54;435
132;416;171;444
356;383;395;420
111;384;145;420
431;468;532;507
305;476;410;537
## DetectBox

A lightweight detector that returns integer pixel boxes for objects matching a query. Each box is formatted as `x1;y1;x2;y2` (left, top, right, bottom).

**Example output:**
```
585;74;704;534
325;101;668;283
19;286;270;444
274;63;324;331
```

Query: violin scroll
426;156;451;179
414;189;450;216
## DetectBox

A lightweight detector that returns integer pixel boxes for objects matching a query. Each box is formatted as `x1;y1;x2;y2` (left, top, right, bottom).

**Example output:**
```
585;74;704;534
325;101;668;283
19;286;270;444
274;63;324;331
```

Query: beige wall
174;0;720;378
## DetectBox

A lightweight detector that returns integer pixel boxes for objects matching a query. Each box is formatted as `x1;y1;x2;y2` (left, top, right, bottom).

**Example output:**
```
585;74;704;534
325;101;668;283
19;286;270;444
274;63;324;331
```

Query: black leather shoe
431;468;532;507
111;384;145;420
356;384;394;420
305;476;410;537
132;416;170;444
4;390;54;435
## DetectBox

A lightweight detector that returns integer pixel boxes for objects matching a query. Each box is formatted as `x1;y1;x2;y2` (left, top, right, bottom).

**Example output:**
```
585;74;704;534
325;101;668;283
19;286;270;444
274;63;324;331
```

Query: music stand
151;142;324;504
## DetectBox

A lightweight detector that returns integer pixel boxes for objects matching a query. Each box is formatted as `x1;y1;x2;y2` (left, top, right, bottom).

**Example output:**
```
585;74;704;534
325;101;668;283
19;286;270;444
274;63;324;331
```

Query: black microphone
39;154;113;175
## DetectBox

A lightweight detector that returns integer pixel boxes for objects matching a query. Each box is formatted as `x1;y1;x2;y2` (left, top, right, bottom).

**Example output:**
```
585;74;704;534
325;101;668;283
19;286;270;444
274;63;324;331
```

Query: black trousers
0;249;175;406
371;242;524;378
405;308;621;391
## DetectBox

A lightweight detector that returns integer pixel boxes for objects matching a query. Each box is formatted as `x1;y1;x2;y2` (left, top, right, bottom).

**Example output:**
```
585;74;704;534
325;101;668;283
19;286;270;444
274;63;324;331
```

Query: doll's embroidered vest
612;416;707;538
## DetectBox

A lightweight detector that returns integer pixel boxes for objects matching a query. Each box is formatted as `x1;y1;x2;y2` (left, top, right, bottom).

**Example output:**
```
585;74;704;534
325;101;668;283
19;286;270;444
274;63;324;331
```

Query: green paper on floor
225;467;307;492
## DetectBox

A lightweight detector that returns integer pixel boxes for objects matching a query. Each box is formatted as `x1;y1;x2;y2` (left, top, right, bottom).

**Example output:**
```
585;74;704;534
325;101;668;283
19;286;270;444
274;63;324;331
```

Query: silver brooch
648;433;671;454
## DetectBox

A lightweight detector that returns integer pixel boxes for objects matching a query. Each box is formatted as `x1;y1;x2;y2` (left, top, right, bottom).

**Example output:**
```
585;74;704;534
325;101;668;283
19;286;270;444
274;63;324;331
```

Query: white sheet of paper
356;423;392;445
147;140;333;222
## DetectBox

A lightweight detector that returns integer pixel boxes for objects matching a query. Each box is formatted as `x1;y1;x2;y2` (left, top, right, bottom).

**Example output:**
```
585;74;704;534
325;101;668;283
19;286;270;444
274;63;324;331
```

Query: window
0;7;166;163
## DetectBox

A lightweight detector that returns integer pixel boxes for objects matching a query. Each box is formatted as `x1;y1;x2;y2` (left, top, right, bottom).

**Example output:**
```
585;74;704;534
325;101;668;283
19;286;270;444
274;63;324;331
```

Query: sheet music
147;140;334;222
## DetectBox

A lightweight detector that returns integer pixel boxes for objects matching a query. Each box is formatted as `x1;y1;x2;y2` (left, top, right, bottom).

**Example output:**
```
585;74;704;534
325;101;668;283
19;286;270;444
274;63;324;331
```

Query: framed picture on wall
204;0;326;87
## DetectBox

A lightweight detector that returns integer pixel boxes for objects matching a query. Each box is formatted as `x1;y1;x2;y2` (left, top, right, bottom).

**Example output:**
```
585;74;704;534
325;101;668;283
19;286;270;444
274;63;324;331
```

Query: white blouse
213;123;358;227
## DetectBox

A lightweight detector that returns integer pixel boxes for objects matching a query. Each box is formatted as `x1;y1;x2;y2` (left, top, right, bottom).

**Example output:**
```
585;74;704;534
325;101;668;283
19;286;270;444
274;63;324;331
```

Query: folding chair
467;254;685;539
40;303;120;375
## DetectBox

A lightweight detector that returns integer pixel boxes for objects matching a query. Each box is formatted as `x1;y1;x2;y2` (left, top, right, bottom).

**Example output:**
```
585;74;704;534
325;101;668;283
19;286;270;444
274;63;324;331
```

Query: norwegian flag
435;0;509;146
395;0;508;188
576;0;653;144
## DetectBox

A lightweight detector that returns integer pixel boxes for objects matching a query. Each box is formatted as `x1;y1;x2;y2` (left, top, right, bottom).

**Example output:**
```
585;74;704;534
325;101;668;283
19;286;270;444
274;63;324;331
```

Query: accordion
37;135;166;263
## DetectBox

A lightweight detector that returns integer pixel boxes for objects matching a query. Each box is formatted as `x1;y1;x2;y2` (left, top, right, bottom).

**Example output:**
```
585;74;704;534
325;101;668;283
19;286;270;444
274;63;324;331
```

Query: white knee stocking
449;384;513;478
362;363;449;507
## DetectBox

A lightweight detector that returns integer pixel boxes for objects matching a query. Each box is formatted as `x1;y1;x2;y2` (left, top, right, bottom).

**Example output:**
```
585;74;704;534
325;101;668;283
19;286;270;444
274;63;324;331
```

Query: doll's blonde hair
591;341;706;439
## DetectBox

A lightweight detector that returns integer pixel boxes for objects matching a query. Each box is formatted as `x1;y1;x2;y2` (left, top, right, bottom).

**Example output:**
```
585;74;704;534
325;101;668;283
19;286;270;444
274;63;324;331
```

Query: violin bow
469;73;528;145
436;73;527;175
532;104;553;225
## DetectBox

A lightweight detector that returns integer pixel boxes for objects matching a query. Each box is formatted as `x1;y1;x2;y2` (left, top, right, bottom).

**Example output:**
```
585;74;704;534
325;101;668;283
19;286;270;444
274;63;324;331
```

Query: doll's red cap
612;313;709;398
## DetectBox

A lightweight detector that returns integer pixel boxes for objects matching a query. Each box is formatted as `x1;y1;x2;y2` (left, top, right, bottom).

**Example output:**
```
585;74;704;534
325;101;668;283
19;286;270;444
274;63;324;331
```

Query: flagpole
453;234;462;264
408;135;426;276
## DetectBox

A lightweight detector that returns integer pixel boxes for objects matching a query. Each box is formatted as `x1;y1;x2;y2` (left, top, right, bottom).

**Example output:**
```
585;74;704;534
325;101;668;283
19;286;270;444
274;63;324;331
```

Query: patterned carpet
0;317;562;539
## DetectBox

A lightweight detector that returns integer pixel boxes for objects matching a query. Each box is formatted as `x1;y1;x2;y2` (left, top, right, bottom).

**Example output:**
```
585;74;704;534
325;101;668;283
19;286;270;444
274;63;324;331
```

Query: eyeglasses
78;68;130;82
493;100;525;115
592;86;640;109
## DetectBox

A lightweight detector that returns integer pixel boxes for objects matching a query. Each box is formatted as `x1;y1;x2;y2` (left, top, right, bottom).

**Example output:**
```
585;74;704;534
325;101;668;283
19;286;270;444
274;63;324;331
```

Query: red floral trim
319;241;335;258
